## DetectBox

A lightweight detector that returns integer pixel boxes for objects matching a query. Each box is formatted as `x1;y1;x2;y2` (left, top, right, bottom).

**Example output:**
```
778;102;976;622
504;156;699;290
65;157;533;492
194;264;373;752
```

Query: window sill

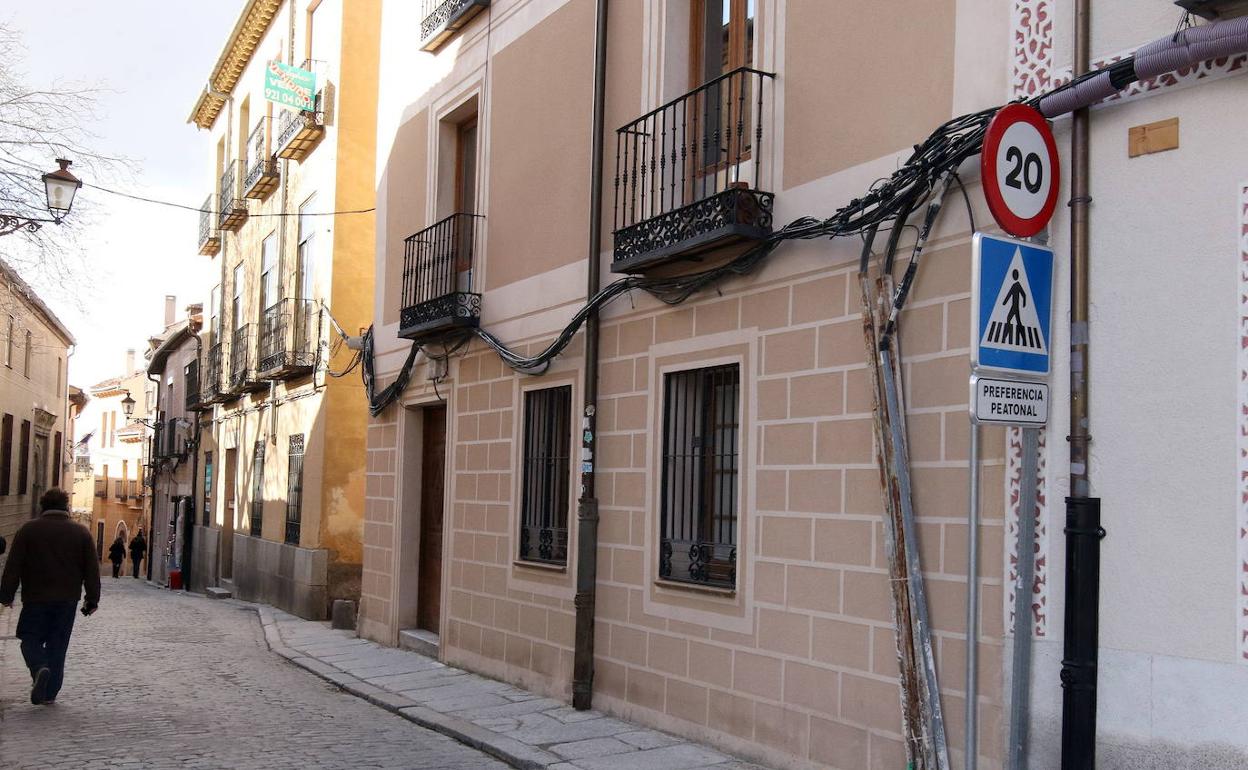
654;578;736;597
513;559;567;574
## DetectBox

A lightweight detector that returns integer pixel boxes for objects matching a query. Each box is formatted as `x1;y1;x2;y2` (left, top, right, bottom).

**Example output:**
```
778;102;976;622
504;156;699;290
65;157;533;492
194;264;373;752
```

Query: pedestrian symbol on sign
981;249;1047;355
971;233;1054;376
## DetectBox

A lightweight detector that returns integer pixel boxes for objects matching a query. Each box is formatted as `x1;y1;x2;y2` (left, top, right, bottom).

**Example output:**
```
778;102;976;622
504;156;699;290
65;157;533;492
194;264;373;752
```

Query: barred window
518;385;571;565
203;451;213;527
250;441;265;537
52;431;62;487
660;364;739;589
285;434;305;545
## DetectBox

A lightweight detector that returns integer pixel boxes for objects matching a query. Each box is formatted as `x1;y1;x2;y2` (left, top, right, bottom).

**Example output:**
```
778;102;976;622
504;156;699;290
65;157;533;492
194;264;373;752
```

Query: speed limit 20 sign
981;104;1060;238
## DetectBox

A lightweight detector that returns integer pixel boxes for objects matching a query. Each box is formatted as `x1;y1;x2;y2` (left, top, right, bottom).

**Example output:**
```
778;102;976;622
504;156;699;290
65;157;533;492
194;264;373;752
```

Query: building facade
357;1;1248;769
73;354;153;564
0;259;75;543
186;0;380;619
146;302;204;588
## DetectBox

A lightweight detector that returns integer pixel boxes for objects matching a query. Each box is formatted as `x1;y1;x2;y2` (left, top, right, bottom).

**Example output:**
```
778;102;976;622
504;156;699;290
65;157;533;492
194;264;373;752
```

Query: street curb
252;605;558;770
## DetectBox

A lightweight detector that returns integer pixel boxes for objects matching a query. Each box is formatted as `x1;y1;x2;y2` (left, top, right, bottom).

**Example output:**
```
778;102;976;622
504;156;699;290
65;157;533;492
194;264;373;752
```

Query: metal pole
964;422;980;770
1062;0;1102;765
1009;428;1039;769
572;0;609;712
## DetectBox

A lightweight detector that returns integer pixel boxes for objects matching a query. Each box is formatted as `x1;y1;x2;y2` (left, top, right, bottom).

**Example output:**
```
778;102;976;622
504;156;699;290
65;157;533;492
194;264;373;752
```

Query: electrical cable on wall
344;16;1248;414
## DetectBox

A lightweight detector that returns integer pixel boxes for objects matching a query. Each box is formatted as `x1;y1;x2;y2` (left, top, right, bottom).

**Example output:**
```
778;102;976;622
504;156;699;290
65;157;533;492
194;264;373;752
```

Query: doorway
221;447;238;580
396;404;447;639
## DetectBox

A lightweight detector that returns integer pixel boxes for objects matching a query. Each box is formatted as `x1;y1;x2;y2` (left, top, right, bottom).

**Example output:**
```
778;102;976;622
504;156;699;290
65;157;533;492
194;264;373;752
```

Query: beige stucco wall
361;1;1007;768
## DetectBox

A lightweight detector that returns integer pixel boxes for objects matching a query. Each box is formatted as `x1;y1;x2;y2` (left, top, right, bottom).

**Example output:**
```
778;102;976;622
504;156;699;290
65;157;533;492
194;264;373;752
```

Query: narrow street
0;580;508;770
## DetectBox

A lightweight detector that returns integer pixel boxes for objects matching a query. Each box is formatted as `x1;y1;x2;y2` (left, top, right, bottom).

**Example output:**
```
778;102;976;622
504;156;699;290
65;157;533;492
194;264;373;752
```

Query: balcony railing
243;119;279;200
612;67;775;273
419;0;489;52
94;479;106;497
398;213;482;340
229;325;266;394
258;299;318;378
185;359;202;411
198;194;221;256
151;422;165;460
276;71;327;161
200;341;228;404
219;160;248;231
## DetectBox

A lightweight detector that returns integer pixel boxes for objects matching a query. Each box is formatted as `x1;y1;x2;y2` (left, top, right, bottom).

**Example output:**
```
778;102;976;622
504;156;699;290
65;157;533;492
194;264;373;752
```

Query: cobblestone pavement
0;579;508;770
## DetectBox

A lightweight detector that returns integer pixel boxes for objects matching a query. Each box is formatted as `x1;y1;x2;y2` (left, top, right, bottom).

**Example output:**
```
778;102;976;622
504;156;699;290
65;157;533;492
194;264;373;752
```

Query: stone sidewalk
258;606;771;770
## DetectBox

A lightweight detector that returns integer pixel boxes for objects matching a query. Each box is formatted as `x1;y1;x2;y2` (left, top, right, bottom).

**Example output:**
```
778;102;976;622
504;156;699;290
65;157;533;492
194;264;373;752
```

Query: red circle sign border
980;103;1061;238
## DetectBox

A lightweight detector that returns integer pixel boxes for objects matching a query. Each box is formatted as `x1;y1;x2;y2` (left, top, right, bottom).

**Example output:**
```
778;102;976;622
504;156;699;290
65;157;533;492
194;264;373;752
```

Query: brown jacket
0;511;101;607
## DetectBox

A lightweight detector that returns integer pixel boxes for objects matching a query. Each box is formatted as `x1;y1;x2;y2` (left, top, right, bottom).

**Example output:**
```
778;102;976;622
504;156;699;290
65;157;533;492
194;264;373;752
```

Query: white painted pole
1008;427;1039;770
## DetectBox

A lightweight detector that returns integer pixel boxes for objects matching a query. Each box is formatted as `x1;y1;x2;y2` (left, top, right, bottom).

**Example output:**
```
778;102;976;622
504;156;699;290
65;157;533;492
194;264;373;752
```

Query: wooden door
221;448;238;579
417;405;446;633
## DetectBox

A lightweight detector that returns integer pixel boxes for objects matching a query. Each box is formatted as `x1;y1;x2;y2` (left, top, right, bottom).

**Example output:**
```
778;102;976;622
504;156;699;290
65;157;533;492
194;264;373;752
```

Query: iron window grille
259;299;318;375
285;434;305;546
94;479;106;497
250;440;265;538
202;451;213;527
518;386;572;565
612;67;775;272
659;364;740;589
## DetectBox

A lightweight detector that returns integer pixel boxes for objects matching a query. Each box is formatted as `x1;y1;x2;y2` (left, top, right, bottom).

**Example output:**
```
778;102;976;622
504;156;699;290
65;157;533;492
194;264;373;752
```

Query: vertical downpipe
1062;0;1103;767
572;0;610;712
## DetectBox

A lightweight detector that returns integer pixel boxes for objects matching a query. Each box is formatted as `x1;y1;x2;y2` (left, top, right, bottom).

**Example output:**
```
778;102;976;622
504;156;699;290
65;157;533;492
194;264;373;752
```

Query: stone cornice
188;0;284;129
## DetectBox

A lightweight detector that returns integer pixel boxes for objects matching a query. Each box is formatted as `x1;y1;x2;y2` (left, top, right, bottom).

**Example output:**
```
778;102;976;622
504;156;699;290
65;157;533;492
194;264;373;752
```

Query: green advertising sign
264;61;317;112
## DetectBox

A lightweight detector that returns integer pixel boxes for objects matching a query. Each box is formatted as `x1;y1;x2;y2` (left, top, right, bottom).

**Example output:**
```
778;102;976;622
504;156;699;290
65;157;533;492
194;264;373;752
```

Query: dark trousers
111;561;122;578
16;601;78;701
131;557;142;578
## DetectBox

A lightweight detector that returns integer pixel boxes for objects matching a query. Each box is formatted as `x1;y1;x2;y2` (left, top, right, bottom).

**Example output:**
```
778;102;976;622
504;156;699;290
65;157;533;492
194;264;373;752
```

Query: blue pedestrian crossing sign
971;233;1054;376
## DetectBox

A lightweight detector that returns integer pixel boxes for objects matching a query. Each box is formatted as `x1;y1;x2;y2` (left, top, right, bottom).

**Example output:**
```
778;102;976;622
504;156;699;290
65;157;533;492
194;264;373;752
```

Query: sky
2;3;240;389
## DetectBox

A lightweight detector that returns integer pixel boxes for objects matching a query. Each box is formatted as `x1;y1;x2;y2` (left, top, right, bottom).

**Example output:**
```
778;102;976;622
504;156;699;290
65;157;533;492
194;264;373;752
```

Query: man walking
0;488;100;705
129;529;147;579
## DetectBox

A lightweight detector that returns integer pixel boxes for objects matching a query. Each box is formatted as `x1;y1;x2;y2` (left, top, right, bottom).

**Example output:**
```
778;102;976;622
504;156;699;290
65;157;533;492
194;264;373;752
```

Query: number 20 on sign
980;104;1061;238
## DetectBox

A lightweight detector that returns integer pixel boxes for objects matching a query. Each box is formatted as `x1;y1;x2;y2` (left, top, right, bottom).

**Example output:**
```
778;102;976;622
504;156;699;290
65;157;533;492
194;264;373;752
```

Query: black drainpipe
572;0;610;712
184;329;204;590
1061;0;1103;766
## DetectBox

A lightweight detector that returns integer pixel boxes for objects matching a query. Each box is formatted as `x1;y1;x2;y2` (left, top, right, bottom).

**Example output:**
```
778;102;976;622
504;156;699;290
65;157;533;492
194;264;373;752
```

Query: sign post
967;227;1056;770
980;104;1061;239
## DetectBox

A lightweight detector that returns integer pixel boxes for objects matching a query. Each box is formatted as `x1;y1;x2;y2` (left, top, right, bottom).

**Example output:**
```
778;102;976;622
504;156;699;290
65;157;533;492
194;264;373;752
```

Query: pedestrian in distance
108;535;125;579
129;529;147;579
0;488;101;705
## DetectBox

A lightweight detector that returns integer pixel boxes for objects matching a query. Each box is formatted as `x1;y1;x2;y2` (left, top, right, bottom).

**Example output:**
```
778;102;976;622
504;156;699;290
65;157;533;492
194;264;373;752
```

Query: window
5;315;13;367
0;414;12;496
209;285;221;340
259;233;278;314
17;420;30;495
455;118;478;216
52;431;61;487
109;411;116;447
250;440;265;537
23;331;32;378
232;263;245;332
518;386;572;565
297;198;316;300
691;0;755;87
56;357;62;397
660;364;739;588
203;451;214;527
285;434;305;545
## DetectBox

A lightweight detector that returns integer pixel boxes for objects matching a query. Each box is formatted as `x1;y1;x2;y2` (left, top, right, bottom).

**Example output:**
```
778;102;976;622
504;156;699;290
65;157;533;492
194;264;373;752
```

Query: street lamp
120;390;157;429
0;158;83;236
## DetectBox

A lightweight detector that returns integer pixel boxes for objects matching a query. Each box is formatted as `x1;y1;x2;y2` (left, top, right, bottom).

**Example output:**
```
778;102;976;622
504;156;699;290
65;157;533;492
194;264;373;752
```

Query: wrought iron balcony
276;70;326;161
200;341;229;405
229;325;266;394
258;299;318;379
185;360;202;411
243;119;279;200
420;0;489;52
151;423;166;460
198;194;221;256
94;479;106;497
398;213;482;340
218;160;248;232
612;67;776;273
